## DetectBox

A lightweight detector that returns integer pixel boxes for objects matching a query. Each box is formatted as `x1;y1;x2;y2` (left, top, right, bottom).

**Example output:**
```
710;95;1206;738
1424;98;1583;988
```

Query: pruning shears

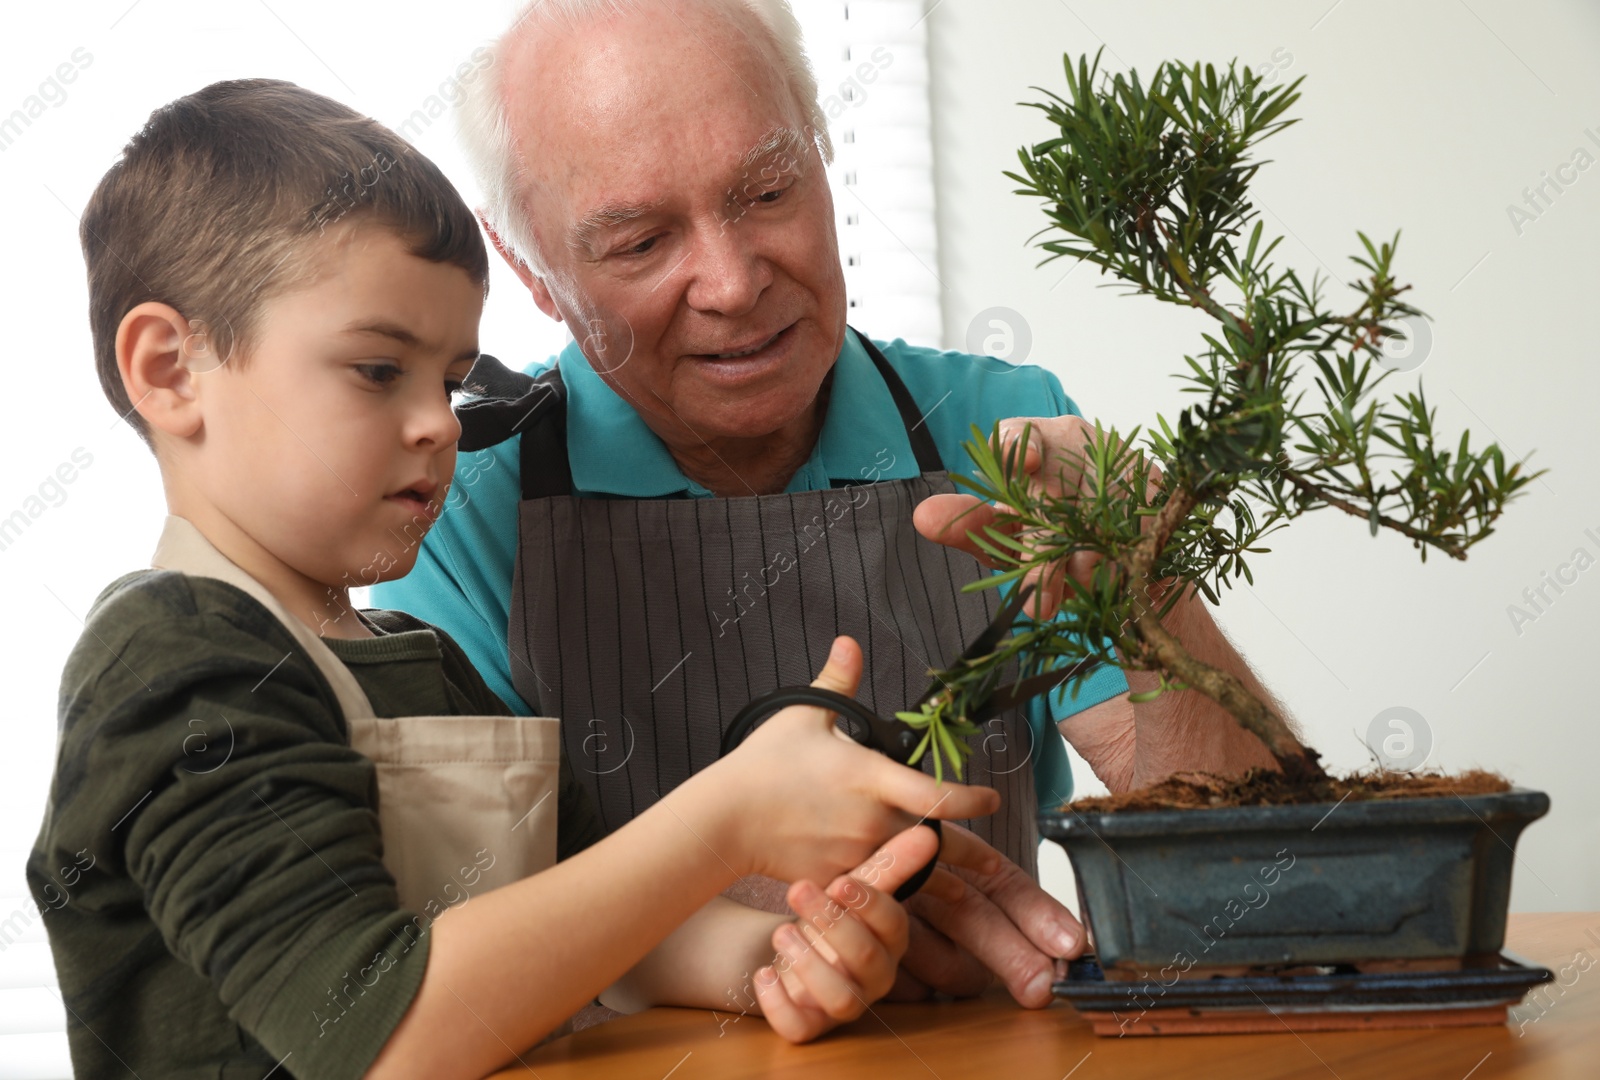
913;582;1101;731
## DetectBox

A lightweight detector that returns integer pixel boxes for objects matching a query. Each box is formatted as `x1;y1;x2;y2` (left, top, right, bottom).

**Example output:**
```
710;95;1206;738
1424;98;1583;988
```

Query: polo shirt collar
558;329;924;498
558;339;688;498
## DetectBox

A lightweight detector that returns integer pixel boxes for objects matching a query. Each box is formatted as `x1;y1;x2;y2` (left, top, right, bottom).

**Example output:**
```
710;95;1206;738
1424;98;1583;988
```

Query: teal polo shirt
373;331;1129;812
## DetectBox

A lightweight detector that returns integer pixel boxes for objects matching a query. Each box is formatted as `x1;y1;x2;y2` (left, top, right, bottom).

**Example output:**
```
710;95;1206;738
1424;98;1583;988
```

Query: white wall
926;0;1600;911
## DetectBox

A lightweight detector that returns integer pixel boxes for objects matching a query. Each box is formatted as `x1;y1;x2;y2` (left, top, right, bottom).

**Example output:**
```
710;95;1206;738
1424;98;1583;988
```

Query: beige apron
150;515;563;913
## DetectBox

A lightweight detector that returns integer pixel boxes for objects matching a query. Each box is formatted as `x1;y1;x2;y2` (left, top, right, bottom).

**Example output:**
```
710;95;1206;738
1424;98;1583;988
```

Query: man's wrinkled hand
889;823;1085;1009
914;415;1160;619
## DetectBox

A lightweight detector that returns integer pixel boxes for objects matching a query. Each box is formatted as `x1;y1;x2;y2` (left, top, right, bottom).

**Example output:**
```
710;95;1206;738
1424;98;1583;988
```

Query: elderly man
375;0;1279;1009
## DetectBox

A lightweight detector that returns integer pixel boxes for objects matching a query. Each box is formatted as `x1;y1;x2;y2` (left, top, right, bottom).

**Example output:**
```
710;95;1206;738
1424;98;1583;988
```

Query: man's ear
116;302;209;439
478;209;562;323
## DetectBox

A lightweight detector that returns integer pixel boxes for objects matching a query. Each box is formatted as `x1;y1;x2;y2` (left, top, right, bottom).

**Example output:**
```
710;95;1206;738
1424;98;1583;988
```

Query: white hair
456;0;833;280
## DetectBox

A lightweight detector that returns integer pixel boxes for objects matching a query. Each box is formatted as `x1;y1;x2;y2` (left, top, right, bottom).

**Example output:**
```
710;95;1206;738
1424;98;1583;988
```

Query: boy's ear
478;209;562;323
116;301;212;439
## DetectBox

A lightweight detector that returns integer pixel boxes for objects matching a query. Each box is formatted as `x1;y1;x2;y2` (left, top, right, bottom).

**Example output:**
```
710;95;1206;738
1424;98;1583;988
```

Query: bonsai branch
1278;470;1466;559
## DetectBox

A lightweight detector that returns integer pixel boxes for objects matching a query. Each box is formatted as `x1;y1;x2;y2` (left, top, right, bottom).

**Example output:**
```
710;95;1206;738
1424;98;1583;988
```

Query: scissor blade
969;657;1105;725
915;583;1037;709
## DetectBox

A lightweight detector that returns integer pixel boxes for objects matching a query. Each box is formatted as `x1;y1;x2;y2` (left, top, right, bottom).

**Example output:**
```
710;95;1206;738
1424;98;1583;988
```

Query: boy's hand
752;825;939;1043
714;636;1000;887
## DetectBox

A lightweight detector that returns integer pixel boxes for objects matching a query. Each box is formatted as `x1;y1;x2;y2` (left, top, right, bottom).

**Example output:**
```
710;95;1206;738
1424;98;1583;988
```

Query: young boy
28;79;999;1079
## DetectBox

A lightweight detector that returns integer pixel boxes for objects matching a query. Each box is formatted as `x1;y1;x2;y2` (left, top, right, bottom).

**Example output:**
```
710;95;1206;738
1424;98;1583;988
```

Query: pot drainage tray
1054;952;1554;1036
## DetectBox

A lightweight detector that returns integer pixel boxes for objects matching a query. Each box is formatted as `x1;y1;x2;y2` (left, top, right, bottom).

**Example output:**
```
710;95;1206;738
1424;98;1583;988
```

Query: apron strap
849;329;945;475
453;354;573;500
514;368;575;501
455;326;945;501
150;515;377;723
455;356;563;453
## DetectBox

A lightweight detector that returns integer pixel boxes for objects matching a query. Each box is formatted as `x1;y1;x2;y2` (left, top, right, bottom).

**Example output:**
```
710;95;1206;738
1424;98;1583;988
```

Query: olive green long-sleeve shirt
28;569;603;1078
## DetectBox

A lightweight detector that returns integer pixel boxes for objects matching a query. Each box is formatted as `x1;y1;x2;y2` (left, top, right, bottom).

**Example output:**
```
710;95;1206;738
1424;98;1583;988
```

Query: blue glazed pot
1038;788;1550;973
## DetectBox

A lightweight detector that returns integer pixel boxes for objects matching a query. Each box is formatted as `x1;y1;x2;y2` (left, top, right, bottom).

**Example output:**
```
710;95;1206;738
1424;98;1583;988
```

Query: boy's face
190;223;481;597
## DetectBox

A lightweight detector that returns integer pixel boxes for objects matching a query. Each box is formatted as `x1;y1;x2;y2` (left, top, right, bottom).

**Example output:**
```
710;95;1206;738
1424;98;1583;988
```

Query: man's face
501;2;847;447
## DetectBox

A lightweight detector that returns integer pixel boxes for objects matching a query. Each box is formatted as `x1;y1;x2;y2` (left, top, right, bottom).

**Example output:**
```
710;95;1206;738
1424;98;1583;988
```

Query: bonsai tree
900;50;1540;791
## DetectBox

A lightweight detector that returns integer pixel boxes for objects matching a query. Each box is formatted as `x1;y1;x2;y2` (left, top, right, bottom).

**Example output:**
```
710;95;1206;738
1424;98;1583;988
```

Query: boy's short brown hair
82;78;490;445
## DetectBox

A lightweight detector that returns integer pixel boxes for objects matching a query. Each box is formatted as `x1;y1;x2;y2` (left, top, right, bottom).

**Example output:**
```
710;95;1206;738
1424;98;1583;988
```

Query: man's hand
913;417;1285;791
913;415;1160;619
888;823;1085;1008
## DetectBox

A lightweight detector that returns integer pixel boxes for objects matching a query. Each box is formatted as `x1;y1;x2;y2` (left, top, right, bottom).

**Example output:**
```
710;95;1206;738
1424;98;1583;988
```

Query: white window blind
792;0;944;347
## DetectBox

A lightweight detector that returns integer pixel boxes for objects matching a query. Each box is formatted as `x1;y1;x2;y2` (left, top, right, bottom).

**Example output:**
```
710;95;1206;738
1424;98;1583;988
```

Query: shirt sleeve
53;573;429;1078
371;439;531;714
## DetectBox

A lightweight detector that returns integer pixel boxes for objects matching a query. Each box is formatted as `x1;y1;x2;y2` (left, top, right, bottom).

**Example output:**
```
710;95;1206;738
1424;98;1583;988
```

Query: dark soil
1066;768;1510;813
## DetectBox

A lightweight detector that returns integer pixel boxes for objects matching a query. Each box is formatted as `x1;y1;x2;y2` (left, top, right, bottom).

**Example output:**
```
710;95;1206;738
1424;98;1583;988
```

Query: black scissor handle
721;686;941;903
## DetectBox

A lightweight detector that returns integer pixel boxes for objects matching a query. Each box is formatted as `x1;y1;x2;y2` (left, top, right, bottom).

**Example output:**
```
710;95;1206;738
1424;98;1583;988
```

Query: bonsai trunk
1126;487;1328;784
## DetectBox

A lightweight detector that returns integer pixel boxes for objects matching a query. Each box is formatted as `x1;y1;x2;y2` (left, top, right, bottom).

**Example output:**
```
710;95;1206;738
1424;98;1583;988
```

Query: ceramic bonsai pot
1038;788;1549;974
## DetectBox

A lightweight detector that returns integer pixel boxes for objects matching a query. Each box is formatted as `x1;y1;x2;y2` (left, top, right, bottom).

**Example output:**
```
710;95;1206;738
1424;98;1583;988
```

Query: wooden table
493;913;1598;1079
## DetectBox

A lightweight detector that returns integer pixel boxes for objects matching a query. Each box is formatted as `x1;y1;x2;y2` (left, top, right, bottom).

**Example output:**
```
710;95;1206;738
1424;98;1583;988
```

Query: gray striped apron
457;328;1042;892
